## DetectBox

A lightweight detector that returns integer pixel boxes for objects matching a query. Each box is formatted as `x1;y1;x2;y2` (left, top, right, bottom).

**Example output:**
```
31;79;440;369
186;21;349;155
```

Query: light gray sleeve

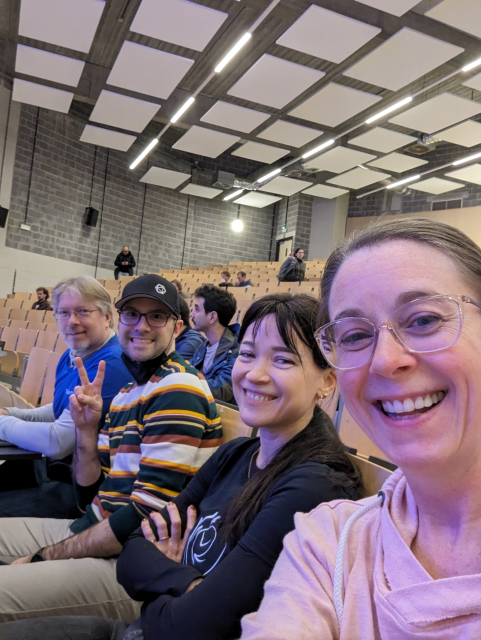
6;404;56;422
0;408;76;459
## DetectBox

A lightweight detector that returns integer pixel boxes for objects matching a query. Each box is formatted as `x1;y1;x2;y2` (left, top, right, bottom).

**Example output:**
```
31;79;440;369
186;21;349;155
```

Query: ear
316;368;337;401
173;317;184;338
209;310;218;324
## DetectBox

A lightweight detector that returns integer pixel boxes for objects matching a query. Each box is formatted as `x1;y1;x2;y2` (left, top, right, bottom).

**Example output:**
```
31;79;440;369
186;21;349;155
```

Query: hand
11;554;34;565
141;503;197;563
122;261;128;265
0;408;9;416
69;358;105;431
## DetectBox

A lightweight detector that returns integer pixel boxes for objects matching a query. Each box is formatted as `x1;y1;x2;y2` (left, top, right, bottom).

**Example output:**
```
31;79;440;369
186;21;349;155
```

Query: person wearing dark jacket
0;293;364;640
189;285;239;403
114;246;136;279
31;287;52;310
175;297;206;361
235;271;253;288
277;248;306;282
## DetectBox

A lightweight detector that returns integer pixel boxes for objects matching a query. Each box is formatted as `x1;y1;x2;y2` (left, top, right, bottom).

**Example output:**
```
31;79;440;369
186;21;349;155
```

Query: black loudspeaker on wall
85;206;99;227
0;206;8;228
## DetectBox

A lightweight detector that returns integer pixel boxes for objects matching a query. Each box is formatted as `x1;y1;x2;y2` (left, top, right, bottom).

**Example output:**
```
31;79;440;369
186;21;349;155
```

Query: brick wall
270;192;313;259
6;103;280;273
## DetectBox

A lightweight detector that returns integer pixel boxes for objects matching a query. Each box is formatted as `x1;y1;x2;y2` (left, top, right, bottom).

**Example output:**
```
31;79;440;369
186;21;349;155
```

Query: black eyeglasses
118;309;174;328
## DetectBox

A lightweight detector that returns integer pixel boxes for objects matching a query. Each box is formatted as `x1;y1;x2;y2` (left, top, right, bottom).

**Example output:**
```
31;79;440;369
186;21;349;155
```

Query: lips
375;390;446;418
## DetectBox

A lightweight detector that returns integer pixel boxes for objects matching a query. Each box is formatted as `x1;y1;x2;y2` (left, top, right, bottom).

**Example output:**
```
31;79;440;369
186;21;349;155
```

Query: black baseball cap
115;275;179;316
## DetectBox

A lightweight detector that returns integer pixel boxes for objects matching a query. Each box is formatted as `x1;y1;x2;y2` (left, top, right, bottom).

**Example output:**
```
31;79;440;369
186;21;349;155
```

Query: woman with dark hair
241;218;481;639
278;248;306;282
0;293;362;640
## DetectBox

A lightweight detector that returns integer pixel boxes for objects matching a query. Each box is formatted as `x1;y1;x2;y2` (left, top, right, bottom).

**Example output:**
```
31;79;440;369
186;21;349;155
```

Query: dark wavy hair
219;293;364;546
194;284;237;327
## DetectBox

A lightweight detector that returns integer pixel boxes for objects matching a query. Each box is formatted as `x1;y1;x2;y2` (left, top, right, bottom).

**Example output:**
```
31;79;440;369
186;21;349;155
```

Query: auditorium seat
44;311;55;324
36;330;58;351
40;351;62;406
9;319;28;329
5;298;24;309
216;401;253;442
45;323;59;332
16;328;40;376
19;347;51;406
27;309;46;322
54;336;67;354
27;321;47;332
9;308;28;322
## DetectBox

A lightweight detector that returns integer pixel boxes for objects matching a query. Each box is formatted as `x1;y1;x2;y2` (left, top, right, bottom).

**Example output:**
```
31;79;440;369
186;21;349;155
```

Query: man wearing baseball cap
0;275;222;622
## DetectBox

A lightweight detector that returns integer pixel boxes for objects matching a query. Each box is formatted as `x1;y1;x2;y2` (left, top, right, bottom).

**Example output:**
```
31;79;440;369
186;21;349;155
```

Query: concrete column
0;89;21;249
309;193;349;259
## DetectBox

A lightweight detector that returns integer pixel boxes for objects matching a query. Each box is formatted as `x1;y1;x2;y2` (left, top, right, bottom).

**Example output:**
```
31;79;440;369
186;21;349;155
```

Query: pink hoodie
240;469;481;639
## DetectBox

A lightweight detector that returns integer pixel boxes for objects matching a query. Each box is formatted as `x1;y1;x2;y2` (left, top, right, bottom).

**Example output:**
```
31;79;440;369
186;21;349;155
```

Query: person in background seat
219;271;233;288
235;271;253;288
31;286;52;311
175;297;206;361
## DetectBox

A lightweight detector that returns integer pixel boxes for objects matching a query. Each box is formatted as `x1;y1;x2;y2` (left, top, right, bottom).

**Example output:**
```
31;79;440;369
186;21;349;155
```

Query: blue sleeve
205;350;238;403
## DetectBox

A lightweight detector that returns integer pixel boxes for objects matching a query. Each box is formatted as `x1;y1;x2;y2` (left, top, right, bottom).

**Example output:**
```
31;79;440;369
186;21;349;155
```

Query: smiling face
329;239;481;472
118;296;182;362
56;290;111;355
232;314;335;436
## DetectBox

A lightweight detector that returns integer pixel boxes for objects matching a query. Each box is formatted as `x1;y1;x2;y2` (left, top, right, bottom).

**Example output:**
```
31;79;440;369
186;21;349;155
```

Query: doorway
276;237;293;261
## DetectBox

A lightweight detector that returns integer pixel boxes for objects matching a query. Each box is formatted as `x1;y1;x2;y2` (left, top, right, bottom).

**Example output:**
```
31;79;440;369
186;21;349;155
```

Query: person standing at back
114;246;136;280
190;285;238;403
278;248;306;282
31;286;52;310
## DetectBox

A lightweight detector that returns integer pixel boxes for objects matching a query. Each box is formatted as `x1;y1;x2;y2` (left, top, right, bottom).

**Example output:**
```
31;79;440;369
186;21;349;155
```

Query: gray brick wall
6;103;279;273
271;192;313;259
0;39;10;89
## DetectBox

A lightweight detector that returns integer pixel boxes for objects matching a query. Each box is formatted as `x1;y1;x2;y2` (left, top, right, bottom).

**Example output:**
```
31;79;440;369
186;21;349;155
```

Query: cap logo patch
155;284;166;295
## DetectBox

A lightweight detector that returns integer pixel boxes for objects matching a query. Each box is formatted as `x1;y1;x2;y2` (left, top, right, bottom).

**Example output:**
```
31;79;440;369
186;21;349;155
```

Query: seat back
0;383;14;408
40;351;62;406
339;403;389;461
27;309;46;322
9;319;28;329
44;311;55;324
216;401;253;442
348;454;393;497
27;321;47;332
5;298;23;309
16;328;39;355
1;326;20;350
45;323;58;332
36;330;58;351
54;335;68;354
9;308;27;321
19;347;51;406
0;308;9;320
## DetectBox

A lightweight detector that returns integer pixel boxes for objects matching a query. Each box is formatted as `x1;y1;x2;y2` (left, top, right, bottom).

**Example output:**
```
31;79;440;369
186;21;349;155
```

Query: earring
320;392;328;400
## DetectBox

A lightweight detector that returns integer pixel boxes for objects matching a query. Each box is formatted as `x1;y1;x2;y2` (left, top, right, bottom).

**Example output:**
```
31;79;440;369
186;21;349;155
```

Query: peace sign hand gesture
69;357;106;432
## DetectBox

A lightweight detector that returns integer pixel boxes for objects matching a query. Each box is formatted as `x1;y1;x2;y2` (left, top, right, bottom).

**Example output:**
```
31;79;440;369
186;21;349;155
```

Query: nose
368;327;417;378
134;315;151;332
245;359;271;385
67;312;80;326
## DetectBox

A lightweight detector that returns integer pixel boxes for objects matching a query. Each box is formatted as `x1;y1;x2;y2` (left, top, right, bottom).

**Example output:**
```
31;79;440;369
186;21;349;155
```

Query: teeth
132;339;152;344
246;390;274;402
381;391;445;415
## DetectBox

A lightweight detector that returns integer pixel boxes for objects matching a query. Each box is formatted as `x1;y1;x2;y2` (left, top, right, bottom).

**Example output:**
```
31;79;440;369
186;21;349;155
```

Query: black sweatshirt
117;435;359;640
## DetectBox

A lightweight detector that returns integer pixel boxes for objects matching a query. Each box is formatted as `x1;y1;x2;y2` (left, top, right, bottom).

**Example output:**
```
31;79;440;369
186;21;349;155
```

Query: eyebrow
241;340;296;354
333;290;439;322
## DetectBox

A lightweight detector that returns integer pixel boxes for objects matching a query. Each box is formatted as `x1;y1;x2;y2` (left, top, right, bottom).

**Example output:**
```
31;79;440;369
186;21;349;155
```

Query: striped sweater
71;352;222;543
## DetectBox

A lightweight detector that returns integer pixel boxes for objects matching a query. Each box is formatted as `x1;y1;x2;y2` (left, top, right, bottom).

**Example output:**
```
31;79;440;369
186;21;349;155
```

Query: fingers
93;360;106;391
167;502;182;543
69;393;82;412
75;394;101;410
184;504;197;540
141;518;157;543
75;357;91;388
151;511;169;541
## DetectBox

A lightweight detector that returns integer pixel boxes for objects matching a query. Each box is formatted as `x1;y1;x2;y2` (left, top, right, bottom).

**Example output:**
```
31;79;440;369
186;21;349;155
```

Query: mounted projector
212;171;252;190
404;134;438;156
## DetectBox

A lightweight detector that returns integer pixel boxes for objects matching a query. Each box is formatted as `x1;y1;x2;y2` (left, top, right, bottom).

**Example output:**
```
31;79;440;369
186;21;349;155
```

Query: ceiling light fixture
129;138;159;170
257;168;282;184
170;96;195;124
215;33;252;73
462;57;481;73
385;174;421;189
365;97;413;124
452;151;481;166
231;218;244;232
224;189;244;201
302;139;335;160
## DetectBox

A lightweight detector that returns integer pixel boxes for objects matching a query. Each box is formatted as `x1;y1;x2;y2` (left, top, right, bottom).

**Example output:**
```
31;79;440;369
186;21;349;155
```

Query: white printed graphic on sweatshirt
183;512;226;575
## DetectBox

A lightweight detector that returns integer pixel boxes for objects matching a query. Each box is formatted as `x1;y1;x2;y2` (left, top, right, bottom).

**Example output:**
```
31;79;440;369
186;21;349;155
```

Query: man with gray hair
0;276;131;518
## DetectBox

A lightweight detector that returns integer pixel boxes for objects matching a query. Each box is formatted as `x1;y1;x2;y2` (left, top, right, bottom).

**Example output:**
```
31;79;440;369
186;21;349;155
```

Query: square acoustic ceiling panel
12;78;73;113
231;141;289;164
354;0;425;16
276;5;381;64
180;184;223;199
234;192;282;208
437;120;481;147
227;55;324;110
426;0;481;40
410;177;465;195
367;152;428;173
289;83;381;128
107;42;194;101
445;164;481;186
130;0;228;52
304;146;376;173
259;176;313;197
258;121;323;148
15;45;85;87
349;127;416;153
343;28;464;92
80;125;136;151
89;90;161;133
389;93;481;134
302;184;349;199
140;167;191;189
200;101;271;134
173;125;240;158
18;0;105;53
327;167;391;189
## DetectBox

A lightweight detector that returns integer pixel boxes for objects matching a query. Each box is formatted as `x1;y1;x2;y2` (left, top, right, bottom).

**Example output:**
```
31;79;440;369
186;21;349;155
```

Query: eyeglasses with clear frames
54;308;99;320
315;294;481;371
118;309;173;328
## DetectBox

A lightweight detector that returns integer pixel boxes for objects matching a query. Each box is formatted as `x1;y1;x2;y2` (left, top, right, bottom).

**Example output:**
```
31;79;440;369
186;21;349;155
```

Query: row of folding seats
0;305;55;324
0;326;66;378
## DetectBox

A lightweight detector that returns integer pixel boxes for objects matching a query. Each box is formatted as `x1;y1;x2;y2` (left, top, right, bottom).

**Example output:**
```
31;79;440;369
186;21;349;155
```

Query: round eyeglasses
118;309;173;329
54;308;99;320
315;294;481;371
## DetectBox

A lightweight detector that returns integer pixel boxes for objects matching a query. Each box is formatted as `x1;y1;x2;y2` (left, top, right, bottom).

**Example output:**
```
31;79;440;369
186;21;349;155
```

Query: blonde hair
52;276;114;328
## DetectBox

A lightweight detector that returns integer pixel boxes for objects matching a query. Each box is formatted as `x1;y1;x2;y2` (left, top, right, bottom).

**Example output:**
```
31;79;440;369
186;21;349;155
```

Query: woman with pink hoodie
240;218;481;640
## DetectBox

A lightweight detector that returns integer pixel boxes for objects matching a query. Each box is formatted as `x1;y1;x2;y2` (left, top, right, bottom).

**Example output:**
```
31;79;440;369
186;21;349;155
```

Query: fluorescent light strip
462;57;481;73
386;174;420;189
302;139;335;160
130;138;159;170
365;97;413;125
452;151;481;166
171;97;195;124
257;168;282;184
224;189;244;201
215;33;252;73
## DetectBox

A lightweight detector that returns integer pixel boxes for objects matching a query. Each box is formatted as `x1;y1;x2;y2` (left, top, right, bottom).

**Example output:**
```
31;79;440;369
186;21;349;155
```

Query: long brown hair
219;293;363;546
